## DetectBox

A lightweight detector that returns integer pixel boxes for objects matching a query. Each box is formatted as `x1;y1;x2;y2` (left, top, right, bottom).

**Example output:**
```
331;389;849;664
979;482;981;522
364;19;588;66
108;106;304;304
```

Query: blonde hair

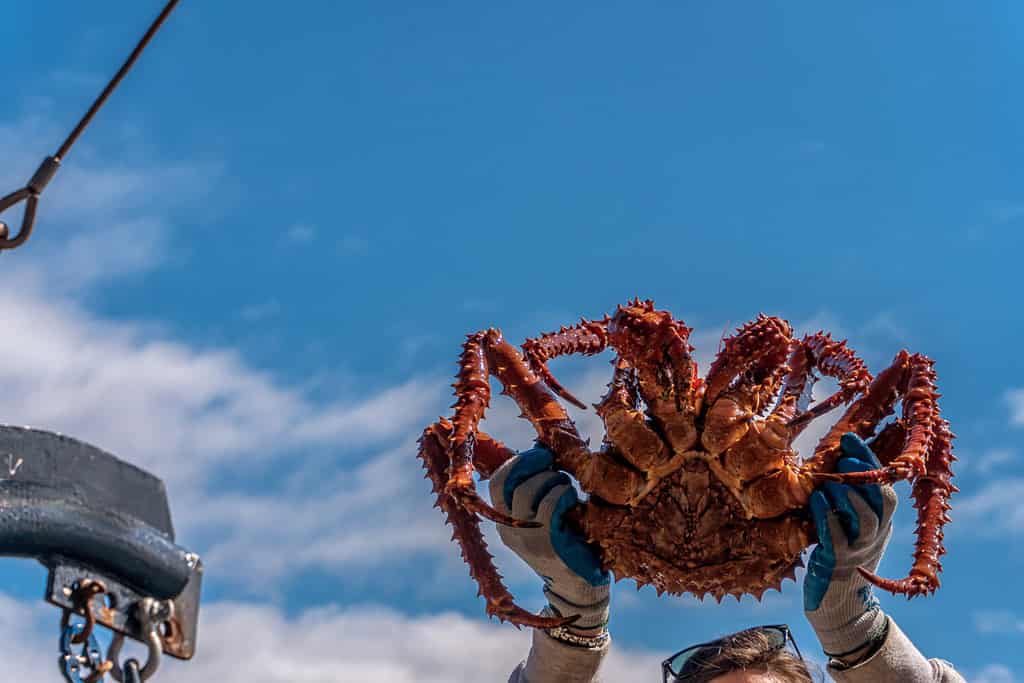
674;628;823;683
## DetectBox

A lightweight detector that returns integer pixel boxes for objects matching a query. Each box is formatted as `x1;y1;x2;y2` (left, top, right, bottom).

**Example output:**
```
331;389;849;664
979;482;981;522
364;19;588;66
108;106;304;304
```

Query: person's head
661;625;822;683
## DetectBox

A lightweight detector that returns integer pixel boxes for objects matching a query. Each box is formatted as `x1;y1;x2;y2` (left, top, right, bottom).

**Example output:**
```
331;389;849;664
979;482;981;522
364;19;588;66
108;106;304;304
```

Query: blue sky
1;2;1022;681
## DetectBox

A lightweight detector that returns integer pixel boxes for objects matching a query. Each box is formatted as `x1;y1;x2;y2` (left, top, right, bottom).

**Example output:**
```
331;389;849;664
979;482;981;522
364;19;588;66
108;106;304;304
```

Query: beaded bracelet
827;617;890;670
545;625;611;650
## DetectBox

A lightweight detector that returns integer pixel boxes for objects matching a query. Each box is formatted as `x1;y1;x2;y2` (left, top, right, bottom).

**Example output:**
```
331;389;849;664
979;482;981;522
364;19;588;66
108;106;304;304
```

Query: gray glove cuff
544;586;610;632
813;605;888;656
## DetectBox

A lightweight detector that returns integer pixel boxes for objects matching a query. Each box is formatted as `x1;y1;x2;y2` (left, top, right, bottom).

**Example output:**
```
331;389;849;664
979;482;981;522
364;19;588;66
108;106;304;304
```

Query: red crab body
418;300;956;628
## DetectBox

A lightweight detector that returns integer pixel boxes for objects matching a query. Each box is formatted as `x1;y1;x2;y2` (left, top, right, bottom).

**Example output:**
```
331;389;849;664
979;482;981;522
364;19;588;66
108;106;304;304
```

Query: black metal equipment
0;426;201;681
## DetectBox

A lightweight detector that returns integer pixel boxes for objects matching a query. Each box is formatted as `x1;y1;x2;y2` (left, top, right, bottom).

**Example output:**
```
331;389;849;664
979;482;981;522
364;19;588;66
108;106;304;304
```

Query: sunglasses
661;624;803;683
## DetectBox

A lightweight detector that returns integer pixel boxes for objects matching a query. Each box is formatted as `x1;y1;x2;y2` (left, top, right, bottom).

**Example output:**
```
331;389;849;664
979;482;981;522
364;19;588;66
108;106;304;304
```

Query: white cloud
0;116;216;293
0;113;447;587
974;609;1024;634
1008;389;1024;427
192;440;456;587
48;68;104;90
984;200;1024;225
0;593;54;680
974;448;1017;475
239;299;282;322
0;285;448;586
338;235;368;253
954;478;1024;534
0;288;440;484
974;664;1019;683
286;223;316;243
0;593;664;683
861;312;910;342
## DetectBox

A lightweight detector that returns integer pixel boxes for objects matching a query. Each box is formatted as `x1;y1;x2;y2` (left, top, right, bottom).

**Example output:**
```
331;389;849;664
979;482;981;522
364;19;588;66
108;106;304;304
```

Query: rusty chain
58;583;170;683
59;580;114;683
0;0;181;251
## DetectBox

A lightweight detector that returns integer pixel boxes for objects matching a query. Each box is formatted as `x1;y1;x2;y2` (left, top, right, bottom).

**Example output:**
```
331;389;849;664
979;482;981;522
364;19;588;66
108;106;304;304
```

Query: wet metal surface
0;425;200;659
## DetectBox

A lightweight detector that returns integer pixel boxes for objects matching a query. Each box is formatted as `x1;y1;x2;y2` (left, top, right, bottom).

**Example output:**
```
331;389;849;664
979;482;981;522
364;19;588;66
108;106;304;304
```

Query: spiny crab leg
446;332;540;529
811;356;925;479
827;418;956;596
432;327;640;627
857;415;956;597
606;299;699;415
703;315;795;407
521;316;610;409
418;421;578;628
808;352;956;597
865;420;907;467
472;427;517;479
786;333;872;433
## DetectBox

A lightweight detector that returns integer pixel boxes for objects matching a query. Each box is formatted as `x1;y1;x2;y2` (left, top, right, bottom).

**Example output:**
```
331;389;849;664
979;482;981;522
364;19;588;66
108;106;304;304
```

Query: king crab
418;300;956;628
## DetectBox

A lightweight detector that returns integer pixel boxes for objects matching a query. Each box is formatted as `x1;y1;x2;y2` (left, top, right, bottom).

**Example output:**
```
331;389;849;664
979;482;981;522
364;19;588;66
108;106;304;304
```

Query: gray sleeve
828;616;966;683
507;629;609;683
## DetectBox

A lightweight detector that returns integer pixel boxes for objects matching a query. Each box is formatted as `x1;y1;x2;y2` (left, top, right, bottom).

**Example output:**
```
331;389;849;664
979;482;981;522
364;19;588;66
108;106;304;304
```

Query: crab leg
444;333;533;528
785;333;872;434
418;422;576;628
857;414;956;596
472;427;517;479
701;316;793;456
802;352;907;476
806;352;955;598
703;315;795;408
814;353;940;484
866;419;907;467
521;316;610;409
593;362;685;489
479;329;649;506
607;301;700;455
427;417;514;480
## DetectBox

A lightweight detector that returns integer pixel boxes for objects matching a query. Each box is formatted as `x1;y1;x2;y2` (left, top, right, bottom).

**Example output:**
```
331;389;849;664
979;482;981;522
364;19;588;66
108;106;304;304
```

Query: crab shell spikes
422;304;956;629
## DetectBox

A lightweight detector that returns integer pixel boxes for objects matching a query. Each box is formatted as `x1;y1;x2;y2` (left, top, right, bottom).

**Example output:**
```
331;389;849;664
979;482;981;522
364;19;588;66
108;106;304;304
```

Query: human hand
804;432;898;657
488;446;610;630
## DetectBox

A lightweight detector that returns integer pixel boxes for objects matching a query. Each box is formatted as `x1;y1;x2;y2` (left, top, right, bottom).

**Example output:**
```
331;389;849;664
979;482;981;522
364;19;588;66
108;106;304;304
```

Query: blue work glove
804;433;897;657
488;446;610;631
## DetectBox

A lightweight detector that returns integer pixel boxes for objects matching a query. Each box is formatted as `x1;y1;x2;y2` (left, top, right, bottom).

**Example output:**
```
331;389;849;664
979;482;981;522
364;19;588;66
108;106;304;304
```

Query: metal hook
60;579;108;646
0;0;180;253
108;598;169;682
0;156;59;251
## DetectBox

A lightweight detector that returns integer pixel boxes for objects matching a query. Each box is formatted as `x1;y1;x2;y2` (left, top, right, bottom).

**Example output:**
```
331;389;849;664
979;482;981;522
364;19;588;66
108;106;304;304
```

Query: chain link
59;622;112;683
60;580;106;645
108;598;168;683
56;583;172;683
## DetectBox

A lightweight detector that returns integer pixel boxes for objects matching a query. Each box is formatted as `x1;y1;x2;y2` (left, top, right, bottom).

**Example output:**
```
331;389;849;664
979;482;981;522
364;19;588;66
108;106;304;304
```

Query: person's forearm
827;615;966;683
508;627;609;683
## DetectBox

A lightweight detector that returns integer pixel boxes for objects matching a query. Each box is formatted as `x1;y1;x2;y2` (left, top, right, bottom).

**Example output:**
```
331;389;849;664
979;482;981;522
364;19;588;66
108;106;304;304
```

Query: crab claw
856;566;938;598
489;603;581;629
533;360;587;410
448;488;542;529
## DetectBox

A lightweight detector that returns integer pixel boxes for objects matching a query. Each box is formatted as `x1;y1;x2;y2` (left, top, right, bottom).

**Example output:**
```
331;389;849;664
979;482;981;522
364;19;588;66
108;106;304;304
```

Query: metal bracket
48;557;202;660
0;425;201;659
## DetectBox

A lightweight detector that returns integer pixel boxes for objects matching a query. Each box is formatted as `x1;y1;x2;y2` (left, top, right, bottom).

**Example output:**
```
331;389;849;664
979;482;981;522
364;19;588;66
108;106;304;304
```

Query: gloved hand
804;432;898;658
488;445;610;632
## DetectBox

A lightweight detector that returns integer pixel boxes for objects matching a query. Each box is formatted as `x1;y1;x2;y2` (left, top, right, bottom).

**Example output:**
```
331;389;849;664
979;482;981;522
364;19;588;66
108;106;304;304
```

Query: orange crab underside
418;299;957;628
